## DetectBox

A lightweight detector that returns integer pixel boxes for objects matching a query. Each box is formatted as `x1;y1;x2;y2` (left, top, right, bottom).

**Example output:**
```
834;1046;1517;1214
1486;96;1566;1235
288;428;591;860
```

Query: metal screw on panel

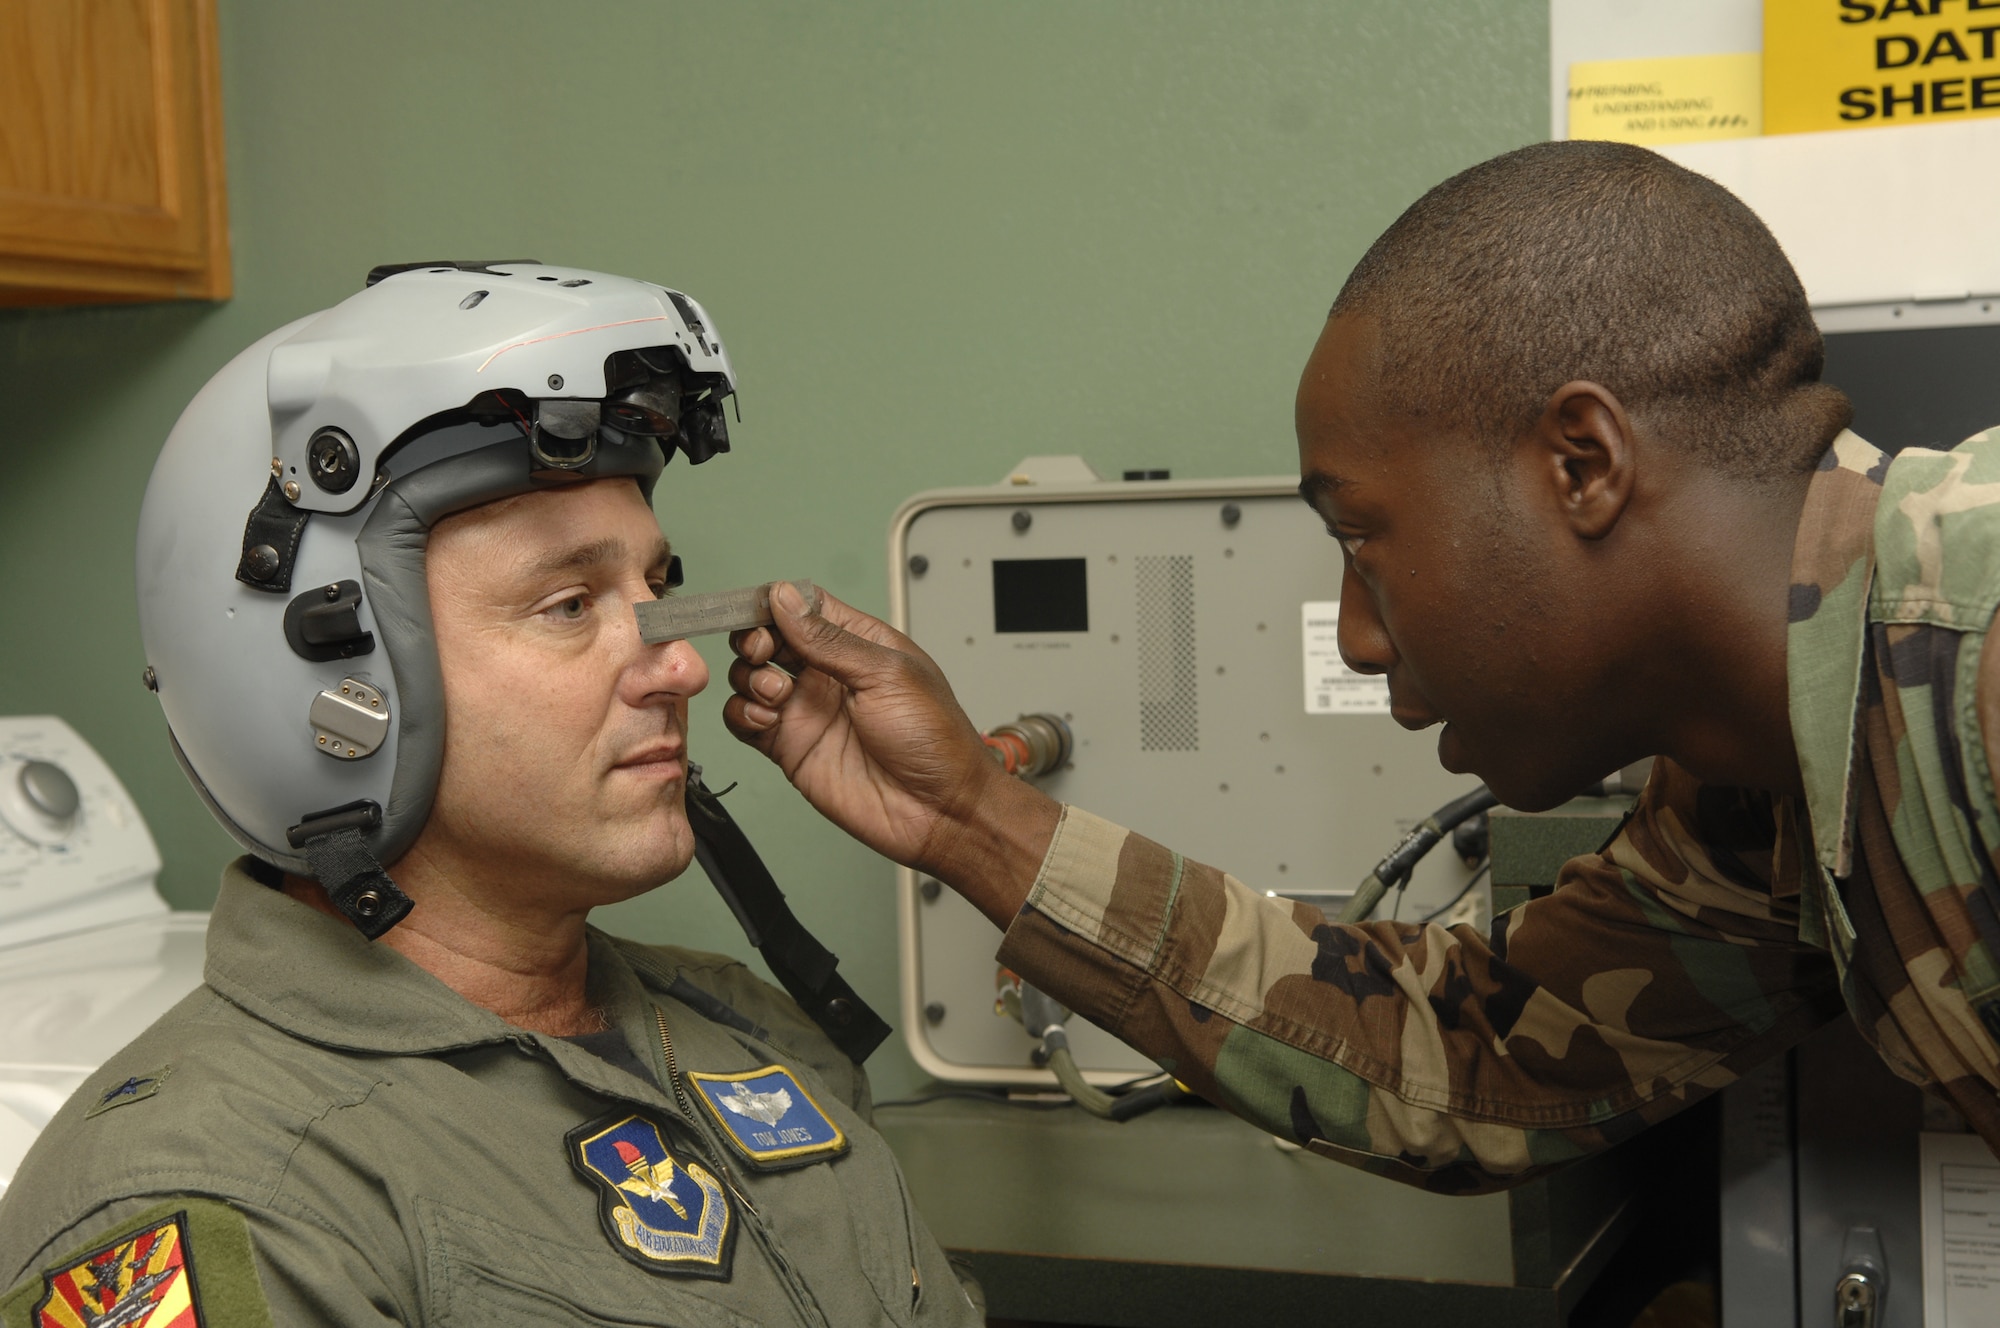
924;1002;946;1025
1220;502;1241;527
919;878;942;902
1011;510;1032;532
547;373;565;391
283;481;301;502
908;554;930;576
141;666;158;692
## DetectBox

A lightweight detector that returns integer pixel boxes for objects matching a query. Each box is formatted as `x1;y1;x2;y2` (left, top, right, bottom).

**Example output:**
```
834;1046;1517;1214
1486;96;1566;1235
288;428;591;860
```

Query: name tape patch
687;1065;848;1170
567;1114;733;1279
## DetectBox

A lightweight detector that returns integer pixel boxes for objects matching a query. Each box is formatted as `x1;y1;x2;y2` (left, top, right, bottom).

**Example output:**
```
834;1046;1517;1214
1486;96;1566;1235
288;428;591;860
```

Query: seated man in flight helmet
0;264;981;1327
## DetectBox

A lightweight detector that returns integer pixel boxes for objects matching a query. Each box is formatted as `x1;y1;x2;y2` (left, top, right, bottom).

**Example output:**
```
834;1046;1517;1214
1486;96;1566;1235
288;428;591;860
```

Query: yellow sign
1765;0;2000;135
1567;53;1762;146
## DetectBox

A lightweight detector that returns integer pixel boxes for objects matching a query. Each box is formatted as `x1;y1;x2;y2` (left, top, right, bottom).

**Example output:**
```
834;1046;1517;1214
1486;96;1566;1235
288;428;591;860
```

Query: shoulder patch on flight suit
31;1213;198;1328
84;1066;172;1119
687;1066;849;1171
567;1114;734;1279
2;1199;271;1328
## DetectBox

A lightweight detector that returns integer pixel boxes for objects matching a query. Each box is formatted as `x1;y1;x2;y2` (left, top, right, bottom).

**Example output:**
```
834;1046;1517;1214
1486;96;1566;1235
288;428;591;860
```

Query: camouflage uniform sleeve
1;1195;402;1327
994;762;1846;1193
1982;618;2000;833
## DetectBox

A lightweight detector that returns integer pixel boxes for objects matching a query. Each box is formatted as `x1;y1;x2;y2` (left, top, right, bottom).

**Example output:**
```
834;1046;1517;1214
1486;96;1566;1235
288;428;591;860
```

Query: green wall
0;1;1546;1098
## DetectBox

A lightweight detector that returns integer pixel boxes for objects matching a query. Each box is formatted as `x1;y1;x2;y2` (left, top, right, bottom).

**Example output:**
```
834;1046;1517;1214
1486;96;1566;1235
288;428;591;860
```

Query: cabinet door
0;0;230;305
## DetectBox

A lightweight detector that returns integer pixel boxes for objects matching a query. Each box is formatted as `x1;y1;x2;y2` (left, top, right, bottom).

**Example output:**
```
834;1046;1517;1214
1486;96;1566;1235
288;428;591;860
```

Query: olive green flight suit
0;863;981;1327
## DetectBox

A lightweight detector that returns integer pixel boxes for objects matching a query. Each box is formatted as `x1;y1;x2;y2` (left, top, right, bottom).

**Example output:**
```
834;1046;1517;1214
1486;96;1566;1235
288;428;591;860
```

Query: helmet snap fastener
307;427;361;494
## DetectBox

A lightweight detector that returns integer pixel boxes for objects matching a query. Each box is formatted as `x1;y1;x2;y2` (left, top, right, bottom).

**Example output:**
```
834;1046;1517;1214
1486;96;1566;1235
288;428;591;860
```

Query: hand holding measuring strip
634;580;823;643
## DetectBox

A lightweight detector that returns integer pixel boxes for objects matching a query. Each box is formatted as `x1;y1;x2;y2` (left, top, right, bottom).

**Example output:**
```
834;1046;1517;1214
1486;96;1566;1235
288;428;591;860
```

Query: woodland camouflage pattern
995;428;2000;1193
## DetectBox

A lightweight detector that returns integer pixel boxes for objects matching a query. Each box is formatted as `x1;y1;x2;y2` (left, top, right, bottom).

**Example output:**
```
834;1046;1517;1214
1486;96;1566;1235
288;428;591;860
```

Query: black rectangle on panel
1822;322;2000;455
993;558;1089;633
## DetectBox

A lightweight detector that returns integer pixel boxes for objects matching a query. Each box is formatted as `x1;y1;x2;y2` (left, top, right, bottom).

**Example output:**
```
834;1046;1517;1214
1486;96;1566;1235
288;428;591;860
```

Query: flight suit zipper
653;1005;694;1118
653;1002;832;1328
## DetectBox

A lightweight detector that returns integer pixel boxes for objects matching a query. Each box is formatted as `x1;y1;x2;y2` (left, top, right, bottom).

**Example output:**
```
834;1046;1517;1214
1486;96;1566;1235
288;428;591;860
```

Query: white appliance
0;716;206;1192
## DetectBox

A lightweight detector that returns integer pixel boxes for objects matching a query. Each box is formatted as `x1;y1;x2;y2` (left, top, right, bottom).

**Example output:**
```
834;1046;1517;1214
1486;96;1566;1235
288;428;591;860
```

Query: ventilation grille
1135;554;1198;751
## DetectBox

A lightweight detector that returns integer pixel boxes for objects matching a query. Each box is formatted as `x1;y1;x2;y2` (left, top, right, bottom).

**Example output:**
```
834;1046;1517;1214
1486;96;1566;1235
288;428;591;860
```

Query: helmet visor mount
529;346;709;473
528;399;603;471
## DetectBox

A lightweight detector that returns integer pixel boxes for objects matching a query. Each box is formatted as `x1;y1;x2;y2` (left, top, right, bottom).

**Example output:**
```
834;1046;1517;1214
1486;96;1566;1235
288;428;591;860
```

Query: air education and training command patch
688;1066;848;1171
34;1211;200;1328
568;1114;734;1279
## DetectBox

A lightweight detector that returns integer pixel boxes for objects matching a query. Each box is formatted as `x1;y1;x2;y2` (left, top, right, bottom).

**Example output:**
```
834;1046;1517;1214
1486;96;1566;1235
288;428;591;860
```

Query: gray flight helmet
136;262;735;919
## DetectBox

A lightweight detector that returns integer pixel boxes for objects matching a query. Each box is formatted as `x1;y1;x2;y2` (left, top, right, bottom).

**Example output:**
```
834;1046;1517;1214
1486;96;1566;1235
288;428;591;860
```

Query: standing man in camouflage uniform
0;267;981;1325
723;141;2000;1191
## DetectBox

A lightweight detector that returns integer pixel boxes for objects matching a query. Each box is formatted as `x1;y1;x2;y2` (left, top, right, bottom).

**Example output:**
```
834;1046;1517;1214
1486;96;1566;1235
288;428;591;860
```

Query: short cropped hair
1330;140;1850;479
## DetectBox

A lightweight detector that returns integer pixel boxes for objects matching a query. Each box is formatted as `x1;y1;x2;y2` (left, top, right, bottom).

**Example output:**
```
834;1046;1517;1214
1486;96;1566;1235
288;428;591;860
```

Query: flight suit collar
1785;428;1890;881
201;861;682;1109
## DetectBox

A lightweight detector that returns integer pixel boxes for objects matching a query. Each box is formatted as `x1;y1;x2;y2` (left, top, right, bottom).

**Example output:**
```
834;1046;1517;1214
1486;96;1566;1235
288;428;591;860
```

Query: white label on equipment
1923;1132;2000;1327
1302;601;1389;715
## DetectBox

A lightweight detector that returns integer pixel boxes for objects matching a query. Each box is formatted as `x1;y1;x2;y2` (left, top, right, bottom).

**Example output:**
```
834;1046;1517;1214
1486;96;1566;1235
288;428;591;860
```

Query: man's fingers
728;625;778;666
728;657;794;707
721;692;781;742
804;589;922;653
768;584;908;686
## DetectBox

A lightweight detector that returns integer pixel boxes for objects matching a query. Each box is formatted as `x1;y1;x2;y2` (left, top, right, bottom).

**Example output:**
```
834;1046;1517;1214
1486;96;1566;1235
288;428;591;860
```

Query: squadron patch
687;1066;848;1170
33;1211;200;1328
567;1114;734;1279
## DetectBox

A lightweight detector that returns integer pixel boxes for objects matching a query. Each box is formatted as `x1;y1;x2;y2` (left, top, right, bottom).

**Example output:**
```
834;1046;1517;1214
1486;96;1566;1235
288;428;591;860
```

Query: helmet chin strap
300;825;414;940
683;763;892;1064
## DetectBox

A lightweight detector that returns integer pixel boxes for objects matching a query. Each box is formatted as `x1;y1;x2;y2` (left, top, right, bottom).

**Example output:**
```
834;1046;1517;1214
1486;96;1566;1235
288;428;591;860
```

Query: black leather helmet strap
235;475;313;592
683;766;892;1064
300;826;414;940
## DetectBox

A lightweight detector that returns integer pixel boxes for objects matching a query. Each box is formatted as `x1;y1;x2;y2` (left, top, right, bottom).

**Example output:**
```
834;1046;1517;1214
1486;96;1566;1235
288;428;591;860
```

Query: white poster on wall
1301;601;1389;715
1923;1131;2000;1327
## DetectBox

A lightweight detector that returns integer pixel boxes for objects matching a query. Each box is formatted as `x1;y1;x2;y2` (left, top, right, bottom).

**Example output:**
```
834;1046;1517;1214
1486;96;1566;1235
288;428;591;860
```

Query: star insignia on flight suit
84;1067;172;1119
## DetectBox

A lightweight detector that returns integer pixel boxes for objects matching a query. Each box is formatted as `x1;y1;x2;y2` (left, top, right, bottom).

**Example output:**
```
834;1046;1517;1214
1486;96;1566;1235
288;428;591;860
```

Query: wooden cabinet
0;0;230;305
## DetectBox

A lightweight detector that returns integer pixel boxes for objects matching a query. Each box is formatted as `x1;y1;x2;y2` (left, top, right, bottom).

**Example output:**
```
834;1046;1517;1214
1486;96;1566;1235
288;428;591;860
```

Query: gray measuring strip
634;580;821;643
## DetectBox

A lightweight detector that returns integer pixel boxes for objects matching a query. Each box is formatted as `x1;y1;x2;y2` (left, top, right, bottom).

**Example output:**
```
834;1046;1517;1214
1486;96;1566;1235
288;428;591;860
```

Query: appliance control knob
19;760;79;823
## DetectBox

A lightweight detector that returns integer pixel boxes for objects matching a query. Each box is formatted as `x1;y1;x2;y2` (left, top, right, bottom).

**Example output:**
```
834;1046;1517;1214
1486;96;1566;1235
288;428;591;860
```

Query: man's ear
1527;381;1636;541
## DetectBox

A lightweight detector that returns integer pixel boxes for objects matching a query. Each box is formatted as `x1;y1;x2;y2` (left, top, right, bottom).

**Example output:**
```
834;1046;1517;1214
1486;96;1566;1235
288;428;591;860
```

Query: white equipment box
890;463;1485;1085
0;716;205;1191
